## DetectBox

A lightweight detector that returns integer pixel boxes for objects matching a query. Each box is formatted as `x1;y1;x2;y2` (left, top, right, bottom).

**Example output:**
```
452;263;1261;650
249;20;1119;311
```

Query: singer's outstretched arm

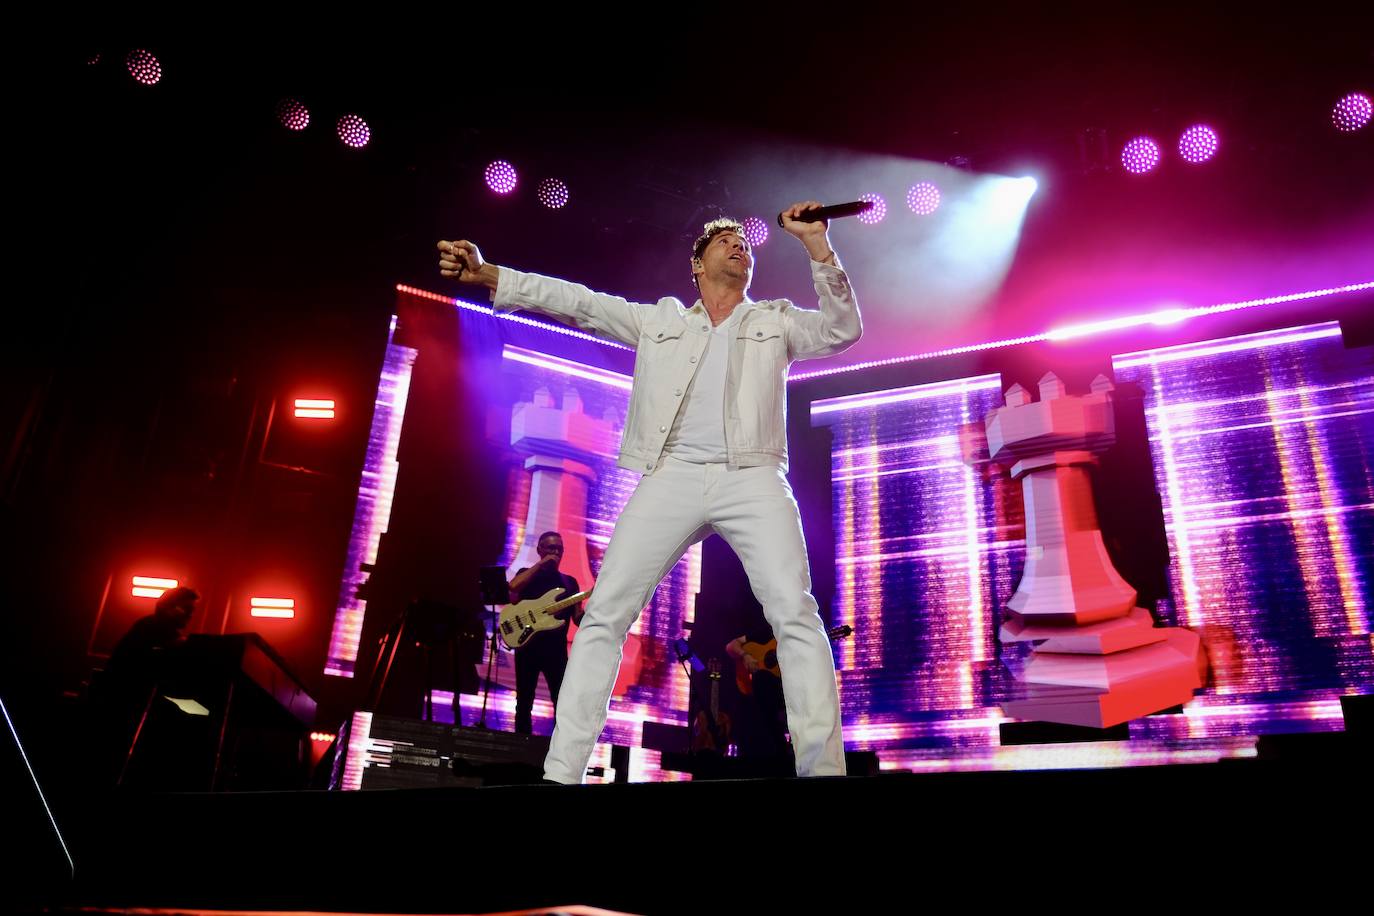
778;201;863;359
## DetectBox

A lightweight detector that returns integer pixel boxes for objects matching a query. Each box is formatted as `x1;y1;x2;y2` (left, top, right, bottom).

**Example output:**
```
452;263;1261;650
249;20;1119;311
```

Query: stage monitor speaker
335;714;550;789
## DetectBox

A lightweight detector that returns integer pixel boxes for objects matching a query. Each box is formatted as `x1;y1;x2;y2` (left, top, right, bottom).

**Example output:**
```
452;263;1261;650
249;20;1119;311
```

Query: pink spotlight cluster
1332;92;1372;132
336;114;370;148
537;178;569;209
857;192;887;225
1121;137;1161;174
742;216;769;247
126;49;161;86
1178;125;1219;163
906;182;941;215
485;160;518;195
276;98;310;131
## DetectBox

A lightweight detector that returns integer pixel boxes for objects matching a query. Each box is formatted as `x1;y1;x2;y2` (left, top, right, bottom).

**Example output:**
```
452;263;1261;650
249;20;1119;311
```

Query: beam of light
1;697;74;878
790;334;1048;381
1113;323;1346;369
1046;304;1197;341
501;345;633;390
1052;283;1374;344
984;175;1039;221
811;375;1003;416
790;281;1372;383
396;284;633;351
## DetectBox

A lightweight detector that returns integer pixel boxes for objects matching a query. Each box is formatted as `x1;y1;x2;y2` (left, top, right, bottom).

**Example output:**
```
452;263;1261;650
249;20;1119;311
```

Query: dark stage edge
22;738;1371;916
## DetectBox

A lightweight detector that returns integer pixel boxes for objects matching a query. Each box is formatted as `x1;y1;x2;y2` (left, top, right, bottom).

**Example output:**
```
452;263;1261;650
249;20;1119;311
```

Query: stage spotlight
131;576;178;599
979;175;1040;223
126;49;161;86
907;182;941;215
250;597;296;619
1332;92;1372;132
485;160;518;195
276;98;310;131
294;398;336;419
1178;125;1219;163
1121;136;1161;174
336;114;370;148
537;178;569;209
857;193;887;225
742;216;769;247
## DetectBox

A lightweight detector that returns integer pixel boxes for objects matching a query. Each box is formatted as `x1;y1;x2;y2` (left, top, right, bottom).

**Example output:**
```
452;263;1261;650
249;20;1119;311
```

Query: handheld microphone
776;200;874;227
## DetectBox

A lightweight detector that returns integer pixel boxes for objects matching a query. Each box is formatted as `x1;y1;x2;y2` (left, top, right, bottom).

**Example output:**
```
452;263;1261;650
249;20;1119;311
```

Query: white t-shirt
665;303;748;463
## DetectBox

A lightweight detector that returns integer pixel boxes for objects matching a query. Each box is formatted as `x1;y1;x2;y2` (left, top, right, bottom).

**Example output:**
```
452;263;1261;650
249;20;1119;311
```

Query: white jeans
545;455;847;783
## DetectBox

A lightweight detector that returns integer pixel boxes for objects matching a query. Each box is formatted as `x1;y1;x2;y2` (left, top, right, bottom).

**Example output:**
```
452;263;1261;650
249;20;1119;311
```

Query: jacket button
646;463;654;470
756;330;763;337
659;425;667;433
656;331;664;338
674;389;682;396
689;356;697;363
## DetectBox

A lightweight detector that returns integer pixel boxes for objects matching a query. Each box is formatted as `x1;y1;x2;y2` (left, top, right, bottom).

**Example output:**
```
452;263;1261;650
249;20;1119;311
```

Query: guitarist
507;532;585;735
725;626;791;759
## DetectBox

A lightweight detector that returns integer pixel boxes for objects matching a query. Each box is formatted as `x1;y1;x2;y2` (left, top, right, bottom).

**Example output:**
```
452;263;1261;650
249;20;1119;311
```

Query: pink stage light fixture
276;98;310;131
742;217;769;247
126;50;161;85
337;114;370;148
1332;92;1372;132
857;193;887;225
537;178;569;209
1178;125;1219;163
906;182;941;215
485;160;518;195
1121;137;1161;174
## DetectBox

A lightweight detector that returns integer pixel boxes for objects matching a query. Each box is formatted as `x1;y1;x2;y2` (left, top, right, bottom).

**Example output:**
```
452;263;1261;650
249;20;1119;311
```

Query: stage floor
24;728;1370;916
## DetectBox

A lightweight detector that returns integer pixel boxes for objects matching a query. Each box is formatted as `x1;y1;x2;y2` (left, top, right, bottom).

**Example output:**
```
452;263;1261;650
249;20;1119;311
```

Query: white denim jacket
493;257;861;473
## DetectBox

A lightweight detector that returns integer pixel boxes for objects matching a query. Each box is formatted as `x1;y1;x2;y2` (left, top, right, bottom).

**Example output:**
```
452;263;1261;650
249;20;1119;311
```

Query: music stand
365;599;484;721
475;566;510;730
